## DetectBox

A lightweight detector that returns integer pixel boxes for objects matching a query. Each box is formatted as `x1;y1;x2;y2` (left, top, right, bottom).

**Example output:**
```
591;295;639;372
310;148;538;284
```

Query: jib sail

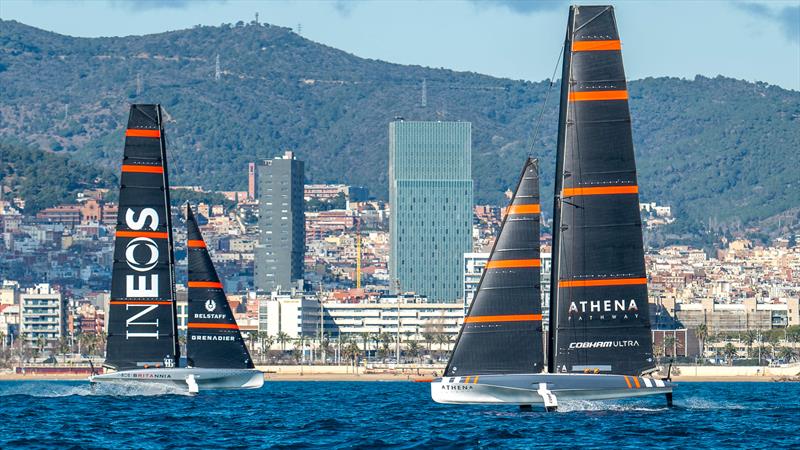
106;104;179;371
445;158;543;376
185;205;254;369
548;6;655;376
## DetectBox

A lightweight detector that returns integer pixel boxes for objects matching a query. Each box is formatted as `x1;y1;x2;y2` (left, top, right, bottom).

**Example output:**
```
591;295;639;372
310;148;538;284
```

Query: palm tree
779;347;797;363
35;336;47;359
664;335;676;359
422;330;434;356
695;323;708;359
261;333;274;356
378;332;392;360
434;333;451;358
406;341;421;362
742;330;757;358
57;336;69;360
360;332;371;359
723;343;737;365
276;331;290;352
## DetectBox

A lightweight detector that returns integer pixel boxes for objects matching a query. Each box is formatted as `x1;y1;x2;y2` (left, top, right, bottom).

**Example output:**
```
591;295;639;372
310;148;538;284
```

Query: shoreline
1;371;797;383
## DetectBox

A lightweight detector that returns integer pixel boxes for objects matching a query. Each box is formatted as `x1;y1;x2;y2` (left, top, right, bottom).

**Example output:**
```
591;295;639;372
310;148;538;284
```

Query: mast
549;5;655;376
548;6;576;374
105;104;179;371
186;205;254;369
445;158;543;376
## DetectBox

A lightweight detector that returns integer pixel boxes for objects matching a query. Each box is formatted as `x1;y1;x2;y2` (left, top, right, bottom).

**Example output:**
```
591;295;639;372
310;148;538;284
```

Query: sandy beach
2;366;798;382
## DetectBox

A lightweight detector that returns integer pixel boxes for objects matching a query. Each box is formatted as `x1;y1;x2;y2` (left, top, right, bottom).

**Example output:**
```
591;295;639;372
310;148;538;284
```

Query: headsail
106;104;179;371
445;158;543;376
186;205;254;369
549;5;655;376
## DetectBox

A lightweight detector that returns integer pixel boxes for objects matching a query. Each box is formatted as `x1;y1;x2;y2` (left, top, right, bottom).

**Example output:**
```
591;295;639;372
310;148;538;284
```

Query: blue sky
2;0;798;90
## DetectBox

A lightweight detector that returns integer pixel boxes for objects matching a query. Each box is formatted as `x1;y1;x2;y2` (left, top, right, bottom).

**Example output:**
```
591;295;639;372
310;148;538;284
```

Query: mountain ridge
1;19;798;231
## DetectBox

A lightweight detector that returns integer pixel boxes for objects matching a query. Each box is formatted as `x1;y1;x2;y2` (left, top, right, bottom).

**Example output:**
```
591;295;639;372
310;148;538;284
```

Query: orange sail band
559;277;647;288
568;90;628;102
110;300;172;305
187;240;206;248
562;185;638;197
624;376;633;388
465;314;542;323
126;128;161;138
506;204;541;215
116;230;169;239
188;323;239;330
121;165;164;174
572;39;621;52
188;281;223;289
485;259;541;269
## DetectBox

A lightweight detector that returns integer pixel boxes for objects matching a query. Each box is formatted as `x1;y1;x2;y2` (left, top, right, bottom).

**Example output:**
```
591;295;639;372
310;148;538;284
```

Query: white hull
432;373;672;406
89;367;263;392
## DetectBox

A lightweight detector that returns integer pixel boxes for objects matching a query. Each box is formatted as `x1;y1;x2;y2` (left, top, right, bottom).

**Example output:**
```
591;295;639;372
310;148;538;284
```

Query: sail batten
549;5;655;376
445;158;543;376
185;205;254;369
105;104;180;371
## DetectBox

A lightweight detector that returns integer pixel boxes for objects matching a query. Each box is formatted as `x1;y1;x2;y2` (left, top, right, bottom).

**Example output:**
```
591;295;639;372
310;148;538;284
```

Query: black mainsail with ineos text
106;104;179;371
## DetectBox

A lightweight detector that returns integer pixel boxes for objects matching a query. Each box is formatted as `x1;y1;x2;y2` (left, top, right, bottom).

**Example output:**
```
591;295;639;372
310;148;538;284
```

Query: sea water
0;381;798;449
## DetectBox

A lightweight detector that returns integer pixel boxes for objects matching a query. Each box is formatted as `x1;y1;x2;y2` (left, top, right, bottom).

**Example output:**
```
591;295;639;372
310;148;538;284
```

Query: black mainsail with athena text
548;5;655;376
445;158;543;376
106;104;179;371
186;205;254;369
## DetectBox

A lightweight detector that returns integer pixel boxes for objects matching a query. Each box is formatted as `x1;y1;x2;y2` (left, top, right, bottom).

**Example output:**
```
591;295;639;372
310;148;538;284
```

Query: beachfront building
19;283;66;350
257;292;464;350
656;297;800;334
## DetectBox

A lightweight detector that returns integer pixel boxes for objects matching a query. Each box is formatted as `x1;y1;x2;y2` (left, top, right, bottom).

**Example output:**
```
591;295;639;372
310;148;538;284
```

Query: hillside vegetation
1;19;798;229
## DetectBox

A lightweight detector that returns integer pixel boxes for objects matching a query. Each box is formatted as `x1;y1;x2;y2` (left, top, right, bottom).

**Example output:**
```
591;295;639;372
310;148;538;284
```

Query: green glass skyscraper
389;120;473;302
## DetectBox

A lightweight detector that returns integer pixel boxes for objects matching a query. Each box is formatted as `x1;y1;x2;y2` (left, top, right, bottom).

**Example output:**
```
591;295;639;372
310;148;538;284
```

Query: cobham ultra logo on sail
106;105;179;371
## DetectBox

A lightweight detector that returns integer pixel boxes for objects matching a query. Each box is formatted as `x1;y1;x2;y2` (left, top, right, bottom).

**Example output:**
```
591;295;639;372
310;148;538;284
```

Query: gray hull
89;368;263;392
432;373;672;405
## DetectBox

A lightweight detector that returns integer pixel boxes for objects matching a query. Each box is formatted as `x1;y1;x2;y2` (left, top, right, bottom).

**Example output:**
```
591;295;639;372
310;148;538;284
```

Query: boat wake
478;397;749;414
0;381;191;397
673;397;745;411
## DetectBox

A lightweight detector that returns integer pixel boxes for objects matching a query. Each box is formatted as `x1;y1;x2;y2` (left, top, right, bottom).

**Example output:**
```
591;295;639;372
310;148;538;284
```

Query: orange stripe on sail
562;185;638;197
188;323;239;330
485;259;541;269
559;278;647;288
624;376;633;389
121;165;164;174
110;301;172;305
473;376;479;384
465;314;542;323
187;240;206;248
506;204;541;215
572;39;621;52
126;129;161;138
116;230;168;239
568;90;628;102
633;377;641;389
188;281;223;289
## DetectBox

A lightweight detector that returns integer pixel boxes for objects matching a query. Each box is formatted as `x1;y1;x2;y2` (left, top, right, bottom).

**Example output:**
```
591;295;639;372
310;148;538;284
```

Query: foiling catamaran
432;5;673;411
89;104;262;392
